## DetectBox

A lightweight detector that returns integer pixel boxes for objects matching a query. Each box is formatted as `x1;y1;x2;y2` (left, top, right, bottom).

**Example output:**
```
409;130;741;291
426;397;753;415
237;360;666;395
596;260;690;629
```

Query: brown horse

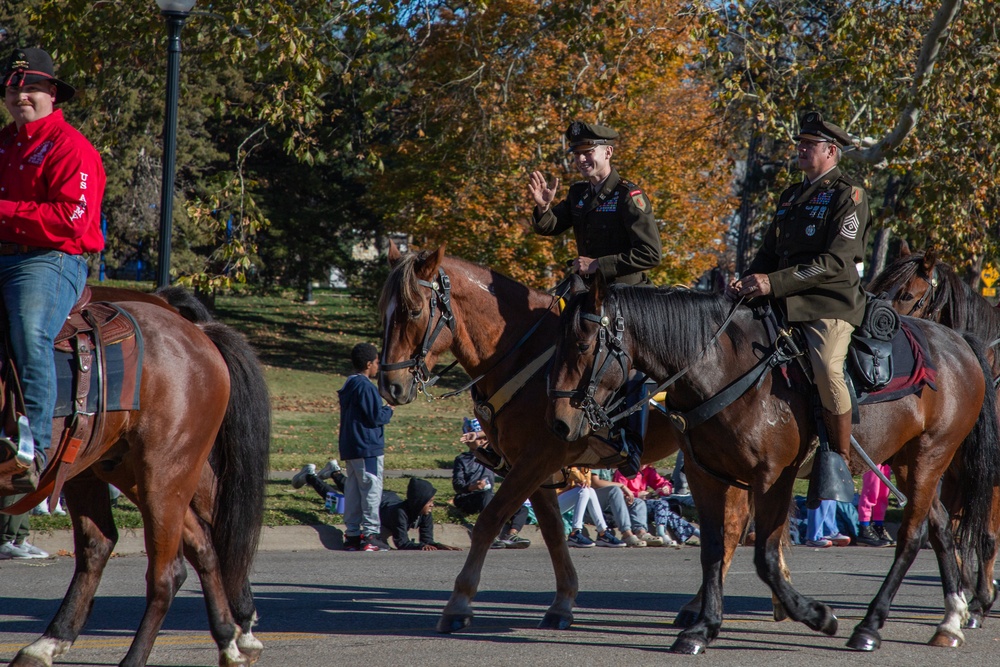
869;249;1000;628
1;291;270;667
547;274;1000;654
377;243;761;633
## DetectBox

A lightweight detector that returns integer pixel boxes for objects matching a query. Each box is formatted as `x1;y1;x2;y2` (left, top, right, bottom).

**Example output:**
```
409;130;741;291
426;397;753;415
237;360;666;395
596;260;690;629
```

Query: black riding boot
806;408;855;509
615;377;650;479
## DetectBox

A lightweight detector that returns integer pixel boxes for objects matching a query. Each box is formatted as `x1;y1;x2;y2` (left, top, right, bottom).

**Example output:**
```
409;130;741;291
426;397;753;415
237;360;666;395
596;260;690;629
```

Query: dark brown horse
377;243;762;633
547;275;1000;654
869;250;1000;627
1;291;270;667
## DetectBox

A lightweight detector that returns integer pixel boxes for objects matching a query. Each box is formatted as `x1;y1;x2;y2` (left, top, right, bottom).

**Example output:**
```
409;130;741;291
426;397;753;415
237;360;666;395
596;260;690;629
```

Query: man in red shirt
0;47;106;491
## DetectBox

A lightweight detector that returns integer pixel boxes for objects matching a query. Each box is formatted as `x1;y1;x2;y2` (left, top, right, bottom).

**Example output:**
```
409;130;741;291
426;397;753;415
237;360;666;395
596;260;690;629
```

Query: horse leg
181;508;251;666
750;477;838;636
925;497;971;647
230;580;263;662
531;486;580;629
847;479;956;650
9;474;117;667
437;461;560;633
669;476;734;654
966;493;999;629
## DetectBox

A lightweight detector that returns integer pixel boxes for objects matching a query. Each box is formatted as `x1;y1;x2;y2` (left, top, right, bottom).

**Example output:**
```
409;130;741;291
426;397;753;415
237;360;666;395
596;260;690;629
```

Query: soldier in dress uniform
529;121;663;476
727;111;871;503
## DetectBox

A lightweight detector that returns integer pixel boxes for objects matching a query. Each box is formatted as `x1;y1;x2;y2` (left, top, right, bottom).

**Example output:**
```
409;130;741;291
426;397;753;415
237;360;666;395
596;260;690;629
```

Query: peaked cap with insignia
565;121;618;153
794;111;852;148
2;47;76;103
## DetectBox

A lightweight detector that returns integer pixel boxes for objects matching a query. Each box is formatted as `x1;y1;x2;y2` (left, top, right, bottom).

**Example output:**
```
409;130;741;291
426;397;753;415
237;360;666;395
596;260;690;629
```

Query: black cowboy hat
2;47;76;103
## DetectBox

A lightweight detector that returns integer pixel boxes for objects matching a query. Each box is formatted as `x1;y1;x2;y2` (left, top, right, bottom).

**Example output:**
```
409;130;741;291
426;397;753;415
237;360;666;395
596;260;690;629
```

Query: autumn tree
692;0;999;283
373;0;734;288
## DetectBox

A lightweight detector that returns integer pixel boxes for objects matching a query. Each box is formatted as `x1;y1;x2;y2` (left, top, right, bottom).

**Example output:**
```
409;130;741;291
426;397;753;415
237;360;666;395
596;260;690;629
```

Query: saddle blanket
858;320;937;405
53;307;144;417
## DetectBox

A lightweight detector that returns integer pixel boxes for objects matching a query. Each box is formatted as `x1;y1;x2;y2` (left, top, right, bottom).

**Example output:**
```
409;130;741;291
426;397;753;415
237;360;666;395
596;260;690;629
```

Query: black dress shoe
856;524;889;547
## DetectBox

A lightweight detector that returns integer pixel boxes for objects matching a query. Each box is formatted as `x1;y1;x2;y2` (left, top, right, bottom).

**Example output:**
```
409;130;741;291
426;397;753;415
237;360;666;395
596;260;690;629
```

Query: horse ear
898;239;911;257
922;246;938;273
415;244;447;280
591;271;609;311
387;239;403;266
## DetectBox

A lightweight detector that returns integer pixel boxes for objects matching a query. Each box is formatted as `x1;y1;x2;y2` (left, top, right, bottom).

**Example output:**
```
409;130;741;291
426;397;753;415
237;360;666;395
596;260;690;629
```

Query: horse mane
608;285;745;366
379;249;435;321
869;252;1000;339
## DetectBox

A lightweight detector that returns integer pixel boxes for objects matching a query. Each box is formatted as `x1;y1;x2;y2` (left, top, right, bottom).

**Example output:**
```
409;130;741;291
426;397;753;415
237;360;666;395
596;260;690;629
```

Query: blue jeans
0;251;88;464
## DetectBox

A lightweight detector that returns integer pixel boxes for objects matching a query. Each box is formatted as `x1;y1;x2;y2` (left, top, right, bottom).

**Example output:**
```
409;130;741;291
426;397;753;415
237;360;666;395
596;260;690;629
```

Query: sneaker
856;525;889;547
31;499;50;516
567;529;595;548
14;541;48;558
343;534;362;551
491;538;507;549
673;485;691;497
684;535;701;547
362;534;391;551
805;538;833;548
874;524;896;545
623;534;646;548
596;529;626;548
317;459;341;480
640;532;665;547
291;464;316;489
52;499;67;516
0;540;43;559
500;533;531;549
828;533;852;547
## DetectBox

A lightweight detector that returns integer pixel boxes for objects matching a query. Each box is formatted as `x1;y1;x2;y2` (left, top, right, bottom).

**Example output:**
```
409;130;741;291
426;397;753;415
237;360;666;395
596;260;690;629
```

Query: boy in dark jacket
380;478;461;551
340;343;394;552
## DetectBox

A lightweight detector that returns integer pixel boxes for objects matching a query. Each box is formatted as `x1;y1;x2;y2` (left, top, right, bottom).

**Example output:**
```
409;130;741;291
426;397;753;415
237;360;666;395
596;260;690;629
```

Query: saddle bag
847;335;893;393
848;295;899;393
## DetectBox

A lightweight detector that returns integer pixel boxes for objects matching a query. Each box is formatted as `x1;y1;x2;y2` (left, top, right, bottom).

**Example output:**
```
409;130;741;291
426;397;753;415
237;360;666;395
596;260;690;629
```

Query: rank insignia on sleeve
840;212;860;240
630;190;648;212
851;186;863;205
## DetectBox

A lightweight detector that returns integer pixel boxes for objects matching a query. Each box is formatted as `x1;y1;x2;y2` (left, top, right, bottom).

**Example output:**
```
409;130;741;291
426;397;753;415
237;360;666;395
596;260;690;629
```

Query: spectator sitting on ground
380;477;462;551
557;467;624;548
614;465;700;546
587;468;660;547
452;417;531;549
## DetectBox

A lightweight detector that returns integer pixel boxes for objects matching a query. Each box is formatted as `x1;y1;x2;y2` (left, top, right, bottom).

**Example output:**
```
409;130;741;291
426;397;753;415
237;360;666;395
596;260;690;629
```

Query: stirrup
473;445;510;476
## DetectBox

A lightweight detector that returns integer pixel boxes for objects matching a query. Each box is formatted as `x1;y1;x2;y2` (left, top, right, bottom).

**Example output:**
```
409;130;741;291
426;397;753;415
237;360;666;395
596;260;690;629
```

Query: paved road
2;542;997;666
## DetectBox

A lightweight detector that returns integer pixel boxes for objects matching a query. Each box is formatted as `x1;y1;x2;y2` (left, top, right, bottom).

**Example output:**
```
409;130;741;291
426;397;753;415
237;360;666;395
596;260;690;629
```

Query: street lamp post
155;0;196;288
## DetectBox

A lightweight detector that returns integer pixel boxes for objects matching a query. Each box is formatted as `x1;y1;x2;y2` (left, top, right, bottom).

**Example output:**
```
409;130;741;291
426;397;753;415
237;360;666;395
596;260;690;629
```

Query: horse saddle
0;290;144;514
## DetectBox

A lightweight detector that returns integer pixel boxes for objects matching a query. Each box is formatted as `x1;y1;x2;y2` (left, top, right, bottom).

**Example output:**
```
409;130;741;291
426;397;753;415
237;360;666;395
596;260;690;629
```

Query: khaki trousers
800;318;855;415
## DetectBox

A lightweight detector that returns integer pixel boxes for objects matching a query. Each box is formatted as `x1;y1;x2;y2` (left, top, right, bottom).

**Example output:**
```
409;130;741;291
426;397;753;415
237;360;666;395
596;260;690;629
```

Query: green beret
794;111;852;148
565;121;618;152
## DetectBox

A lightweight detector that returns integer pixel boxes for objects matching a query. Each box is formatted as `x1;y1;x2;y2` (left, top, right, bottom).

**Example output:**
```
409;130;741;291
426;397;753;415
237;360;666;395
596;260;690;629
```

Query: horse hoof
10;651;51;667
928;630;963;648
965;613;983;630
820;612;838;636
846;629;881;651
436;613;472;634
538;612;573;630
672;609;699;628
670;634;708;655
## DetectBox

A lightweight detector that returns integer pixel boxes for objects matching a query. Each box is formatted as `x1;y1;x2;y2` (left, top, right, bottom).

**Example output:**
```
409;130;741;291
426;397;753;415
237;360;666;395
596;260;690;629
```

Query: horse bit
380;268;458;395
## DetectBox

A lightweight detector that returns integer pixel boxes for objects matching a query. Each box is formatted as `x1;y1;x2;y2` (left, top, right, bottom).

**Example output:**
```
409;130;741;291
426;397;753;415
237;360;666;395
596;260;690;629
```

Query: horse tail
957;332;1000;560
153;286;215;323
202;321;271;601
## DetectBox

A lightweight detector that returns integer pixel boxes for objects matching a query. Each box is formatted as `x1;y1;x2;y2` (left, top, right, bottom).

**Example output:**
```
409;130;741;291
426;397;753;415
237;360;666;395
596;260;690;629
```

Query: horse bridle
380;267;458;394
548;304;632;431
887;265;939;317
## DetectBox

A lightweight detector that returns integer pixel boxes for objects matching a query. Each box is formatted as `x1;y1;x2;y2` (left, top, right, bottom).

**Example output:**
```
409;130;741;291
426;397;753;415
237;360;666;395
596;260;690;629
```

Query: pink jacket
614;467;672;496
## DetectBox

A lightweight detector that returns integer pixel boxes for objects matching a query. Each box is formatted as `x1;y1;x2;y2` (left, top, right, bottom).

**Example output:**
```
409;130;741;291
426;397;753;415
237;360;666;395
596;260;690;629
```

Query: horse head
547;272;633;442
378;242;455;405
869;249;943;320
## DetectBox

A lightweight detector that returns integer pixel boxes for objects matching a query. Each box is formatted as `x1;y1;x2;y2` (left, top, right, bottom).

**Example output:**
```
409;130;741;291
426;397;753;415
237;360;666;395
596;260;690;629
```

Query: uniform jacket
379;478;439;550
747;166;870;326
337;374;393;460
533;168;661;285
0;109;106;254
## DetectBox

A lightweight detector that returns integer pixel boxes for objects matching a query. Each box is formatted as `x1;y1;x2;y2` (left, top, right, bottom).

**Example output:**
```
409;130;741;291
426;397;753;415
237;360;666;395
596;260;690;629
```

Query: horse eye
898;293;913;302
577;342;590;354
409;308;422;319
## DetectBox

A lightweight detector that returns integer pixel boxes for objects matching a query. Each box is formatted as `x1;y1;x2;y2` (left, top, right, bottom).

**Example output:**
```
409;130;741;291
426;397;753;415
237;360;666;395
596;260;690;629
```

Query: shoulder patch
631;192;649;212
851;186;863;205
